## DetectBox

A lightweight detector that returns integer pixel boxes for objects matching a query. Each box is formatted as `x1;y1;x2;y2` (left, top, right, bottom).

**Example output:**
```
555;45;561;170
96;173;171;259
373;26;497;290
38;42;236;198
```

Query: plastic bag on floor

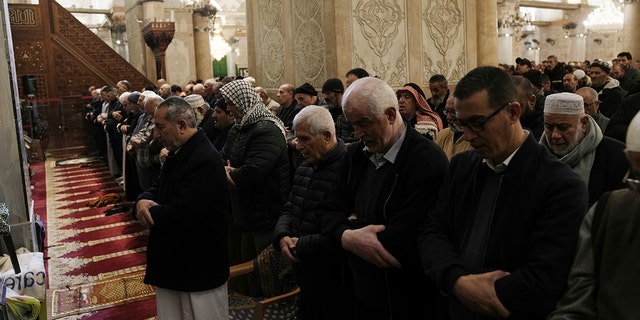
0;248;45;301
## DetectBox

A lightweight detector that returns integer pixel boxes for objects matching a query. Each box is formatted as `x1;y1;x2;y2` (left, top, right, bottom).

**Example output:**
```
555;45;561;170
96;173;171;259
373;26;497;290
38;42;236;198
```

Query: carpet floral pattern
39;154;157;319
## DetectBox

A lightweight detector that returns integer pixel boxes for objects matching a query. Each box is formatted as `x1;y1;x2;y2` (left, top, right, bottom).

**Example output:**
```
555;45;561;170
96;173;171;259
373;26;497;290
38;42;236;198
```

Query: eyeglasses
450;102;510;133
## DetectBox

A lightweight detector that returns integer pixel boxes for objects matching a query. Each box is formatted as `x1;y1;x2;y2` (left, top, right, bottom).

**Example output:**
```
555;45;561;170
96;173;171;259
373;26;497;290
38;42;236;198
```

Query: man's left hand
341;224;400;268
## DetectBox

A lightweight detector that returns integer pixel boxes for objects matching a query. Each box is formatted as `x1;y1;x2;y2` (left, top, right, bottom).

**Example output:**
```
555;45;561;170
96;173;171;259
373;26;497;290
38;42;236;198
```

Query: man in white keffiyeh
220;79;286;139
219;79;291;266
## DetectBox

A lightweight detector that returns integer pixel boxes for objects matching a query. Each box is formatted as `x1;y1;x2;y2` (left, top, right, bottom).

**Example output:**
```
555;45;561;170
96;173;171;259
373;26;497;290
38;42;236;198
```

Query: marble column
498;36;514;65
623;2;640;59
192;13;213;81
475;1;498;67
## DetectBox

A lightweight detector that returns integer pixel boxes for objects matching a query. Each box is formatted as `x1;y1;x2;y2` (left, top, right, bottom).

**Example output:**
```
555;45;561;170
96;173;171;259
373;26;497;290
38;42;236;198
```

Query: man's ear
322;130;332;142
384;107;397;123
507;101;522;121
177;118;189;132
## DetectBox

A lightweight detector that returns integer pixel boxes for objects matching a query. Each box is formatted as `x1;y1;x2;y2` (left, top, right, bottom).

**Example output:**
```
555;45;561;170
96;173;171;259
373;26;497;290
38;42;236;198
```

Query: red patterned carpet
32;149;157;319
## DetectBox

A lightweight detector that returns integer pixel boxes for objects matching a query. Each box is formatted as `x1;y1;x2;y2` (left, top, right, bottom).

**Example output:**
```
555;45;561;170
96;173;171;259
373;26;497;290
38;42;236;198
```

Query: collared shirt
367;126;407;169
482;130;528;173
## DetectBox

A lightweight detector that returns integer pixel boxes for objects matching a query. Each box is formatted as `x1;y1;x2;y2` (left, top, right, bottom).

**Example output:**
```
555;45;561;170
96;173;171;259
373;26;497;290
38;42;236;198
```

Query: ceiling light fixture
583;0;624;34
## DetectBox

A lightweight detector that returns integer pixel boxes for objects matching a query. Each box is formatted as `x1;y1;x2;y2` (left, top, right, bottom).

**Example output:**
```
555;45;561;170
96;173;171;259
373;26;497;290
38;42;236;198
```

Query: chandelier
210;17;231;61
498;4;532;42
583;0;624;34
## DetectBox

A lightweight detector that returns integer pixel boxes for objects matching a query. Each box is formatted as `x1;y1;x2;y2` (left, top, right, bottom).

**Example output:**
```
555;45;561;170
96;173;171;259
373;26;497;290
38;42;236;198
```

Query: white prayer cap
627;112;640;152
574;69;586;80
544;92;584;115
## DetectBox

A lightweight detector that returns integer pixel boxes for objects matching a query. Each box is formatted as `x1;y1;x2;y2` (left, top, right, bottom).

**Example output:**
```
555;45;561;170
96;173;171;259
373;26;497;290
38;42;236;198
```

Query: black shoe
104;206;129;216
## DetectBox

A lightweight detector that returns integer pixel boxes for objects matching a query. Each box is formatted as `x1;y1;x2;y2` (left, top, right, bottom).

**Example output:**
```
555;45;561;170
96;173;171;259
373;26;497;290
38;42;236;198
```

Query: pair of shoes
104;206;129;216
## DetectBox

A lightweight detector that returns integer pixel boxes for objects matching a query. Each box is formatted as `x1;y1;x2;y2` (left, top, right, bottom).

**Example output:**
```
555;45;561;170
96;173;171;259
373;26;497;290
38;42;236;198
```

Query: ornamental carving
422;0;465;82
258;0;285;87
294;20;325;83
258;0;282;30
293;0;325;85
424;0;462;57
262;29;285;84
9;7;38;26
354;0;403;79
14;41;45;72
293;0;320;21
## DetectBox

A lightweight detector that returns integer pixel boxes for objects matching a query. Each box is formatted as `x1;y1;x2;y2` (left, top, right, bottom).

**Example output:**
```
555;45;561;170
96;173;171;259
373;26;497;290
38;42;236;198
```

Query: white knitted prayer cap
544;92;584;115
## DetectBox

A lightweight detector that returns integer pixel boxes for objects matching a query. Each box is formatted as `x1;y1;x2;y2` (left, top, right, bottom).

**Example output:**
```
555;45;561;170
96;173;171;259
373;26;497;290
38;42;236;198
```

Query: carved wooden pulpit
142;21;175;81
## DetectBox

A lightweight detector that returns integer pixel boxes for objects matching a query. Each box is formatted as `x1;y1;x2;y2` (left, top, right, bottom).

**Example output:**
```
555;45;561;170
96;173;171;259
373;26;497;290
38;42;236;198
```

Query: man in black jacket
319;76;449;320
418;66;588;320
273;105;350;320
134;96;230;319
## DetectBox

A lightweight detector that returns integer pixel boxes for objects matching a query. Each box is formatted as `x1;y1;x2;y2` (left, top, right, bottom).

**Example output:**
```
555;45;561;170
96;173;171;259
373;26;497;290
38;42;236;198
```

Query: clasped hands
454;271;511;318
341;224;400;268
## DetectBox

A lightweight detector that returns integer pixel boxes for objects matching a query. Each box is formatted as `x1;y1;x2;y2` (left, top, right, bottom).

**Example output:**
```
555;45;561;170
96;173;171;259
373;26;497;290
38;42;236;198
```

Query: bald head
575;86;600;117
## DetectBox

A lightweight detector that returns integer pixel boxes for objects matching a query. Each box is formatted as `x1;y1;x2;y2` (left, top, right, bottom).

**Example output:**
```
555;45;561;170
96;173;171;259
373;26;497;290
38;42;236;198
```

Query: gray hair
145;95;164;110
342;77;398;117
156;96;197;128
293;105;336;136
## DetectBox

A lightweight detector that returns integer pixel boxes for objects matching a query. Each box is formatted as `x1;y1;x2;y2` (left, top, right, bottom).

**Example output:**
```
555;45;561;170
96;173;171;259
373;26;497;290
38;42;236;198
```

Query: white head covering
118;91;131;104
627;112;640;152
184;94;208;110
544;92;584;115
573;69;586;80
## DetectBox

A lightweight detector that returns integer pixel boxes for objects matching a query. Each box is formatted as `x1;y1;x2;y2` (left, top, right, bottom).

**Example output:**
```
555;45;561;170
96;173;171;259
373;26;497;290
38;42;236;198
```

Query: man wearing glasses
418;66;588;319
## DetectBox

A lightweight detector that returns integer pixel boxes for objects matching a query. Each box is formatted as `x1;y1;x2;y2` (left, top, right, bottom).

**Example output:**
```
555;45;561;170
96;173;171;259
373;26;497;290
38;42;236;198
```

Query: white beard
430;96;444;106
195;111;204;126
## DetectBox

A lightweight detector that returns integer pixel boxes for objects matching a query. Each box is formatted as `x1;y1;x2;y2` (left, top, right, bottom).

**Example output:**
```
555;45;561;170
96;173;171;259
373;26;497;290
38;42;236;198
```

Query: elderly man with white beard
427;74;451;128
547;106;640;320
434;94;473;160
539;92;628;206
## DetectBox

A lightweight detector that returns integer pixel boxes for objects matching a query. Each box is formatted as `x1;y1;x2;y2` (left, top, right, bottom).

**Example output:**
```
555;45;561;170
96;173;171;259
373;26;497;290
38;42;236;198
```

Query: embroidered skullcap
590;60;611;74
322;78;344;93
544;92;584;115
184;94;207;110
626;111;640;152
573;69;586;80
127;91;141;104
294;83;318;96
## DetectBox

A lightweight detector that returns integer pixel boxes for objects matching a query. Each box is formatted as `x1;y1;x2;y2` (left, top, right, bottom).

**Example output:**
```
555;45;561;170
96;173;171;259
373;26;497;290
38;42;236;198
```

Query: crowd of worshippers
85;57;640;319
